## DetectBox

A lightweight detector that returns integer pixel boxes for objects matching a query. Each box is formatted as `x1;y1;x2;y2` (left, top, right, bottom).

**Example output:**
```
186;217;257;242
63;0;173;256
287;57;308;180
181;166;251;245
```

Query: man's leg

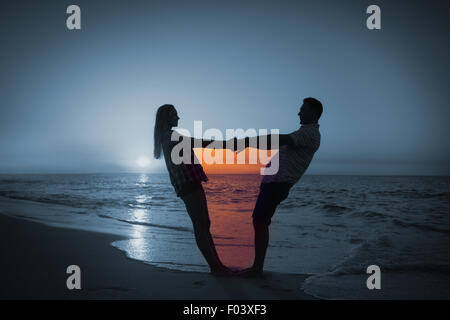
246;183;292;274
252;218;269;272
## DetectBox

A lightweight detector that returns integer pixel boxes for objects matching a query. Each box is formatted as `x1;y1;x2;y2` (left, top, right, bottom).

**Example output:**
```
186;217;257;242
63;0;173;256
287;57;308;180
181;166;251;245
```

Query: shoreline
0;210;315;299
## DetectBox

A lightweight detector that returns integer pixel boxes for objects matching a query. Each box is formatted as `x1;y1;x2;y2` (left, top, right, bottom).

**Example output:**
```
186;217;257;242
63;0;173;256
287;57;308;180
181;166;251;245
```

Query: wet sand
0;214;314;299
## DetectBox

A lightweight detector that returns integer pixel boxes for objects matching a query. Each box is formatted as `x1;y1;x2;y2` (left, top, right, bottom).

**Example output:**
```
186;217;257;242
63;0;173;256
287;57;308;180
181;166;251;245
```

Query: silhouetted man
238;97;322;275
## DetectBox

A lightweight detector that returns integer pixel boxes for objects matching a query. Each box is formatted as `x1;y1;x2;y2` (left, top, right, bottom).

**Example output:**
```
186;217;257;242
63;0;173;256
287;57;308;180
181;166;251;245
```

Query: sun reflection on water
126;173;152;261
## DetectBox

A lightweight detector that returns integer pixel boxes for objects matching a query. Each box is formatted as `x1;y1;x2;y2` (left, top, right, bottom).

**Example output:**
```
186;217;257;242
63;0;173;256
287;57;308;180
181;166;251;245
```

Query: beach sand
0;214;314;299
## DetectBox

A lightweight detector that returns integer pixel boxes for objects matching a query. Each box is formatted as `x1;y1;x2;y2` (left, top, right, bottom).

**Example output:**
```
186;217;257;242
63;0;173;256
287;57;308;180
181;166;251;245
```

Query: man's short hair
303;97;323;119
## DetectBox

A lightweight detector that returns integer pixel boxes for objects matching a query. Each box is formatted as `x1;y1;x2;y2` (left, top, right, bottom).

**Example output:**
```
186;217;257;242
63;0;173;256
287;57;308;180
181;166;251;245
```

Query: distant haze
1;0;449;175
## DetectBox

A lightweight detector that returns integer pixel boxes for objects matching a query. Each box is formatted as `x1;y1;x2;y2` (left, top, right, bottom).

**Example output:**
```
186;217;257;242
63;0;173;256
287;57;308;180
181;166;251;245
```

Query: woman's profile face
168;108;179;127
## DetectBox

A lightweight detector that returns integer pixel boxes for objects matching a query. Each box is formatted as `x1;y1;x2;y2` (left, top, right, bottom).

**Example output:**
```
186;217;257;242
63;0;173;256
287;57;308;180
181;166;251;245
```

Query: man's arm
238;134;294;150
176;134;293;151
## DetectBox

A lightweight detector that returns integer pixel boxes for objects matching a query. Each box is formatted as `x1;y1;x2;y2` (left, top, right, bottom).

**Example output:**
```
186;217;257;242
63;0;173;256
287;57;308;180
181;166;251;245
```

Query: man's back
262;124;321;184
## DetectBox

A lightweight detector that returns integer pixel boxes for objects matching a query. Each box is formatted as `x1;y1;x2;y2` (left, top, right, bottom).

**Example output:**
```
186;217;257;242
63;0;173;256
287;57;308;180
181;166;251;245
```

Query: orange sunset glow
193;148;277;175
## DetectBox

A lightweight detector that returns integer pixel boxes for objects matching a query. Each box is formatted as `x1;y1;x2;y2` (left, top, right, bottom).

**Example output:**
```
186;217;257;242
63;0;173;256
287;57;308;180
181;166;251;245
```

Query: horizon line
0;171;448;178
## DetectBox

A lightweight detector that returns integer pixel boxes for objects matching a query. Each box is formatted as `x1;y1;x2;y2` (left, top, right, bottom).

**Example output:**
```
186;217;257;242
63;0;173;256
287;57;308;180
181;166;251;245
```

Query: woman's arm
188;136;230;149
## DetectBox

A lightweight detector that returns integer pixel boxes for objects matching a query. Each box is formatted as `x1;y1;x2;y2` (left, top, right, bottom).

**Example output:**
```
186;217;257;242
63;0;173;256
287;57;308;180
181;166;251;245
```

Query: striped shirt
262;124;321;184
161;130;208;197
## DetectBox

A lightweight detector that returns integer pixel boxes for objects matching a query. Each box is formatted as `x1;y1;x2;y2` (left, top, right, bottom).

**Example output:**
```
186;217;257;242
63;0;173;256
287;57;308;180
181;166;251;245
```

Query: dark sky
1;0;449;175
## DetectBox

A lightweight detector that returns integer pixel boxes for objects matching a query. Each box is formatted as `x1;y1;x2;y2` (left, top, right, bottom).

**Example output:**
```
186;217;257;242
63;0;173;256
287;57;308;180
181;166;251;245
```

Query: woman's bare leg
182;188;229;273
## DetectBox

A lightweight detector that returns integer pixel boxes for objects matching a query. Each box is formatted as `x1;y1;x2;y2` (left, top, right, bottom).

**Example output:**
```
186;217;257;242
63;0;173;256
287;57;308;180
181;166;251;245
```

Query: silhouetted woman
153;104;230;275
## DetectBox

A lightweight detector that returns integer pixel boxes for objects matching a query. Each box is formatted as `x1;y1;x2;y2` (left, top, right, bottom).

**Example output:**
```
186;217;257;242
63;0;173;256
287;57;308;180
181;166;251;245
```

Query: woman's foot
210;266;235;277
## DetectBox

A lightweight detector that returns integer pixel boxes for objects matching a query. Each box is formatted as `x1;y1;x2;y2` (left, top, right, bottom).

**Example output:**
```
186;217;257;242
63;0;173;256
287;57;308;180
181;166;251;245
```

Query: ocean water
0;173;449;299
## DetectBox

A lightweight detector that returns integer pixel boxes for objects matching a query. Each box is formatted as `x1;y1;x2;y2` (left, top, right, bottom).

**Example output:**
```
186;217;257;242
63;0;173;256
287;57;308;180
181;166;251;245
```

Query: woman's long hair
154;104;176;159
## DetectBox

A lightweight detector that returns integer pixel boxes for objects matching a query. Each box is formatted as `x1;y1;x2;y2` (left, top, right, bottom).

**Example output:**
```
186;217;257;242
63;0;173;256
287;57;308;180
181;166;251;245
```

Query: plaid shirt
161;130;208;197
